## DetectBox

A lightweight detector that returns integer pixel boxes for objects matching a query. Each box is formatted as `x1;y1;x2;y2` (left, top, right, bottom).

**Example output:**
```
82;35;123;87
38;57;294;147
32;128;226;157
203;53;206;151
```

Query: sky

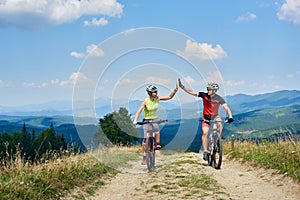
0;0;300;107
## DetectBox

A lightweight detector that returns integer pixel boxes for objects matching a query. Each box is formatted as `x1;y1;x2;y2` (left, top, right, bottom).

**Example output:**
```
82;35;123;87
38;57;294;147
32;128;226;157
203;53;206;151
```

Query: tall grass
0;146;139;199
223;139;300;181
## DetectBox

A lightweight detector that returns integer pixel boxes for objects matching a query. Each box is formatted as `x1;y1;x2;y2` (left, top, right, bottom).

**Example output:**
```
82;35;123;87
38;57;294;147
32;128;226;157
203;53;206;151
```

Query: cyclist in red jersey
178;78;233;161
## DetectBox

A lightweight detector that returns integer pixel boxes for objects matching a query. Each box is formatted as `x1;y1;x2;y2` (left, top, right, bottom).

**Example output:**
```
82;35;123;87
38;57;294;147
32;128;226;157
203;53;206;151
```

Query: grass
145;157;227;199
223;139;300;181
0;146;140;199
93;145;140;169
2;139;298;199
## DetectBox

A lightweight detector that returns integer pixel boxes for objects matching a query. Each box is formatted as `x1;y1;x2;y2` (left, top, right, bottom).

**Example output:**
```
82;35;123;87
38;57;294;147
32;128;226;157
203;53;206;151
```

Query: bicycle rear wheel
145;137;155;172
211;132;222;169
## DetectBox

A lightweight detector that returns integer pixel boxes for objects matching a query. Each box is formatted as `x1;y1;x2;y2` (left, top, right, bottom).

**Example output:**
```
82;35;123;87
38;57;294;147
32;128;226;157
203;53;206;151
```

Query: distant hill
0;90;299;118
0;116;98;152
226;90;300;114
222;104;300;136
55;124;99;152
0;90;299;151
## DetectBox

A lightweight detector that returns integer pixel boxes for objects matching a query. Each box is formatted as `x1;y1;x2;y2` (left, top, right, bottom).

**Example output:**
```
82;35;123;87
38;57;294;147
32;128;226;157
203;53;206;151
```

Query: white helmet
146;84;158;93
207;82;219;90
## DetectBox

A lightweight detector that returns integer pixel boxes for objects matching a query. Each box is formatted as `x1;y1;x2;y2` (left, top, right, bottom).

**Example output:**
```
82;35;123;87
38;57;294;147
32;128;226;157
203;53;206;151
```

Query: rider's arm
181;86;198;97
178;78;198;97
159;83;178;100
222;103;233;119
133;100;146;124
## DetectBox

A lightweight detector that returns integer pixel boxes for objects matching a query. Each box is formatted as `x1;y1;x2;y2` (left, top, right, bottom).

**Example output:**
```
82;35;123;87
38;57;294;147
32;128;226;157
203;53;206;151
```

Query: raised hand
178;78;185;89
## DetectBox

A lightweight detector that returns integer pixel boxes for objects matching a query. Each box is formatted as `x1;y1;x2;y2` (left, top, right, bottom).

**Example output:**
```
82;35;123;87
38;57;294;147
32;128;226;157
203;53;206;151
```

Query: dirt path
77;151;300;200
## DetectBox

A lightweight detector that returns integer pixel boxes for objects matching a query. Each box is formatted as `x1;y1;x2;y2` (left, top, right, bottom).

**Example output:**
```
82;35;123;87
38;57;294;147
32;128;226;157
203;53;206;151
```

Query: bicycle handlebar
200;119;230;123
136;119;168;125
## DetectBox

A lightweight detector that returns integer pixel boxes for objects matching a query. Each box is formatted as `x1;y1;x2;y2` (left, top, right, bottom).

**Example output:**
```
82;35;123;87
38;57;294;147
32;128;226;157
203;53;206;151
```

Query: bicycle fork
208;132;214;155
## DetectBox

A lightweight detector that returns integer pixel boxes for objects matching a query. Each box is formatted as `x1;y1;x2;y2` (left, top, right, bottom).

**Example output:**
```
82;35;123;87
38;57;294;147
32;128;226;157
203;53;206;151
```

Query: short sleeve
218;96;226;105
198;92;205;98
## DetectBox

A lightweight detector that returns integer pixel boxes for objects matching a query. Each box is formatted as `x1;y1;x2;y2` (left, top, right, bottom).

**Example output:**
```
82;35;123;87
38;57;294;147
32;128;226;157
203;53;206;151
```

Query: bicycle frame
136;120;167;172
201;119;224;169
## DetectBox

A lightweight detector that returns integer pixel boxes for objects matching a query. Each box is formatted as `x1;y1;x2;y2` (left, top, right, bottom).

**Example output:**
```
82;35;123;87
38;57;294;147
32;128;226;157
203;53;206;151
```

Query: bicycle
201;119;230;169
136;119;168;172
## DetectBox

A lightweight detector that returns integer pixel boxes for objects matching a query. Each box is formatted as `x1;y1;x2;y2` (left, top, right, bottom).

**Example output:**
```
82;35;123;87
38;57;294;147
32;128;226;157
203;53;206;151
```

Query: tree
94;107;139;146
21;123;33;160
33;123;67;160
0;132;12;159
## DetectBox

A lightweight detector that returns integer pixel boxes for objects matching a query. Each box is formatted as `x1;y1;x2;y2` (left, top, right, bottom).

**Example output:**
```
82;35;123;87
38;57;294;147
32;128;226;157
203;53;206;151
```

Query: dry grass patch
143;154;229;199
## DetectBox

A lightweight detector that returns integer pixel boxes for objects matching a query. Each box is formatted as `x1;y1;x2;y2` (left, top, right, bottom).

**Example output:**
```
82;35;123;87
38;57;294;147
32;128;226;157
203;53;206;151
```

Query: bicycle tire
145;137;155;172
208;154;213;166
207;138;213;166
211;132;222;169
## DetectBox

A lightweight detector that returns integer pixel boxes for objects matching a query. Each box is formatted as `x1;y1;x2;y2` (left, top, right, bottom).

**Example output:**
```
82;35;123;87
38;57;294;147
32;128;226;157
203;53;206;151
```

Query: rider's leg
202;126;210;161
155;131;160;144
141;124;150;165
153;123;161;149
141;139;146;165
202;126;209;152
215;116;223;137
142;141;146;156
218;122;223;138
155;131;161;149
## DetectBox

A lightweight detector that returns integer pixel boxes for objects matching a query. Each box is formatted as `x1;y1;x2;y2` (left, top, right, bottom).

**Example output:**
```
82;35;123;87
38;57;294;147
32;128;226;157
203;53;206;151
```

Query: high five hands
178;78;184;89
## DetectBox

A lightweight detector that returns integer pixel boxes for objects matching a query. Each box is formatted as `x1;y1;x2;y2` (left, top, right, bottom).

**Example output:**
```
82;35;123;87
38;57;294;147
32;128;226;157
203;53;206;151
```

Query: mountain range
1;90;299;117
0;90;299;151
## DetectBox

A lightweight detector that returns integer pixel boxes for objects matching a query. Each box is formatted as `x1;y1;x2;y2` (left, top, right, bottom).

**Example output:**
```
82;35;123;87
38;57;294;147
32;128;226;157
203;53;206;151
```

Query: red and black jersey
198;92;226;117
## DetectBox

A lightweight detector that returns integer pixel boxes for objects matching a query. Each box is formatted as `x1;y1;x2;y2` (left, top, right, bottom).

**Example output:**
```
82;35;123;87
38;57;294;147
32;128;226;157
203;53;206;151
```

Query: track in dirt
71;151;300;200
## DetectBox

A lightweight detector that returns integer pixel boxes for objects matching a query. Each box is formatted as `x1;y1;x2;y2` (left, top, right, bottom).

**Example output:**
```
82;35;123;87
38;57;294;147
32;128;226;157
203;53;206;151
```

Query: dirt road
73;151;300;200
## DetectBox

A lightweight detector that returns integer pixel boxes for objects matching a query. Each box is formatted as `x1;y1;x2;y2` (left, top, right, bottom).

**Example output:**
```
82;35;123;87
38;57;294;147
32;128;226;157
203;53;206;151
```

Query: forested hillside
0;90;299;152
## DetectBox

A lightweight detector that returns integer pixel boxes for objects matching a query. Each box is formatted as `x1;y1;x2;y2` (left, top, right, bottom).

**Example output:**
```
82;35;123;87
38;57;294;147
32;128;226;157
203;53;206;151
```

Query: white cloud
86;44;104;57
49;73;87;87
277;0;300;24
71;44;104;58
181;73;224;89
51;79;70;87
236;12;257;22
22;72;88;89
203;71;223;85
178;40;227;60
83;17;108;26
287;70;300;78
123;28;136;35
51;79;60;85
70;51;85;58
0;0;124;29
179;76;204;88
287;74;294;78
0;80;13;88
183;76;196;84
23;82;49;88
69;72;88;84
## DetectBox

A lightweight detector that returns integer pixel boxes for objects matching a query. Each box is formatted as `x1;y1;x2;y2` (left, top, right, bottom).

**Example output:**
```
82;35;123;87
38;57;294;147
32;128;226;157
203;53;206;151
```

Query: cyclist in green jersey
133;84;178;165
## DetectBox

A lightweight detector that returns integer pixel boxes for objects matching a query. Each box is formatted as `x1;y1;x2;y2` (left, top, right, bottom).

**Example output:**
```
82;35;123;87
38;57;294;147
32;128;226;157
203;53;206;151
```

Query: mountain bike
136;119;168;172
201;119;229;169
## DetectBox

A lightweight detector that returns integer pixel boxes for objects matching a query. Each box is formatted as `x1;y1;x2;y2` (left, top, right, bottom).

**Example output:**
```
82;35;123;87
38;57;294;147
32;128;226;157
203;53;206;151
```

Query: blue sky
0;0;300;106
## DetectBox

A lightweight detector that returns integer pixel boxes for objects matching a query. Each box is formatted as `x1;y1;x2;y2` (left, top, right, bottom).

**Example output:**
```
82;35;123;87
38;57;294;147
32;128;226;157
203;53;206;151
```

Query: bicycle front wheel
145;137;155;172
211;133;222;169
